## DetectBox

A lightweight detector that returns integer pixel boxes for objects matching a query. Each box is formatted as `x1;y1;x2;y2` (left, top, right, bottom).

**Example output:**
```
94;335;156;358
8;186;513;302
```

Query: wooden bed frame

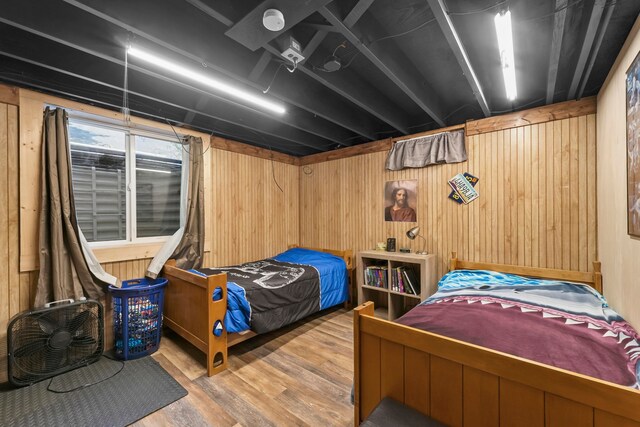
161;245;353;376
354;252;640;426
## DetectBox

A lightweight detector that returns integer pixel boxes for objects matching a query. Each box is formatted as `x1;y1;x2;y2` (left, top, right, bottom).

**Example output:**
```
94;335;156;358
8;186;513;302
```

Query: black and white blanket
199;259;320;334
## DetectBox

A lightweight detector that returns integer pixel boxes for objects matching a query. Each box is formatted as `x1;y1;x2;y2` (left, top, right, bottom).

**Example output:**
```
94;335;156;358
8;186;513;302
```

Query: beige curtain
171;136;204;269
35;108;109;307
146;135;204;277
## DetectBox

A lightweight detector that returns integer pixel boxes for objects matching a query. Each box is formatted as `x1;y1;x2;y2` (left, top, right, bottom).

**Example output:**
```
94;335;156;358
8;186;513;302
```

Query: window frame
68;113;185;248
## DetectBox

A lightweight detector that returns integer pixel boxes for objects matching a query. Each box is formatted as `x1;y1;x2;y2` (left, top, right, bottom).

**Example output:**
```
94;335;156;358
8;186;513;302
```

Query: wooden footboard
162;260;229;376
354;302;640;426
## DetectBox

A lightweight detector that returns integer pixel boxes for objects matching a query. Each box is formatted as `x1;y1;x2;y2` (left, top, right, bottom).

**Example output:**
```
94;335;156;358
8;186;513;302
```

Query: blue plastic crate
108;277;168;360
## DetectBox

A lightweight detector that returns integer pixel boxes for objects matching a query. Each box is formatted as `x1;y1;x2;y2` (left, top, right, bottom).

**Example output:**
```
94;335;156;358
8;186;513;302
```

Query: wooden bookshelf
356;250;437;320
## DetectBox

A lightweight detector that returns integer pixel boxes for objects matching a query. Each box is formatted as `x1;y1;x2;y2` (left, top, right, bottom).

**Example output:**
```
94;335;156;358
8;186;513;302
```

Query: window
68;118;183;244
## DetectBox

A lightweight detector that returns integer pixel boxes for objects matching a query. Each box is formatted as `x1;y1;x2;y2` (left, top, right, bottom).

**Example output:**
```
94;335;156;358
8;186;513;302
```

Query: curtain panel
146;135;204;278
35;108;115;307
385;129;467;171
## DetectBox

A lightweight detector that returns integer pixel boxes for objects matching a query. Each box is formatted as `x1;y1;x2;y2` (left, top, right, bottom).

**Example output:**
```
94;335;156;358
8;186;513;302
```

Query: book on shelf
364;265;388;288
400;267;420;296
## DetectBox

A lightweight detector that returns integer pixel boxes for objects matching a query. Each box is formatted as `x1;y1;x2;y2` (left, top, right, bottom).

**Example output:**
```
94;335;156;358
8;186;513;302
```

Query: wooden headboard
449;251;602;294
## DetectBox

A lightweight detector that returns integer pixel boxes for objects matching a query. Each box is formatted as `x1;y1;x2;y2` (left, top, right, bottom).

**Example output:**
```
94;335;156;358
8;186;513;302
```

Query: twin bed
161;245;353;376
354;253;640;426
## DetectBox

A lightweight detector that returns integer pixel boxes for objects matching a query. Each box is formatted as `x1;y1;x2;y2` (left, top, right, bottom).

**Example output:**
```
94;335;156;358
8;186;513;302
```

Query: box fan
7;299;104;387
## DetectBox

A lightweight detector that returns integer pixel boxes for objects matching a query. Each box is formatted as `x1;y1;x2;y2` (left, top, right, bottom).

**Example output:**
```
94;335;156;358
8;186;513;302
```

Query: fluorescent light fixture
127;46;286;114
494;10;517;101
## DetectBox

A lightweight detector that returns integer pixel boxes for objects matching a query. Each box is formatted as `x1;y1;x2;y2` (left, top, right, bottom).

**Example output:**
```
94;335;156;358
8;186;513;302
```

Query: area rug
0;356;187;426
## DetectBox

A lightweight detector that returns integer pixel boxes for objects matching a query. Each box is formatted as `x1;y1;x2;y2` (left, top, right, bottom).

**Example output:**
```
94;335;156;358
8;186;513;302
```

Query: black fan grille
8;301;103;386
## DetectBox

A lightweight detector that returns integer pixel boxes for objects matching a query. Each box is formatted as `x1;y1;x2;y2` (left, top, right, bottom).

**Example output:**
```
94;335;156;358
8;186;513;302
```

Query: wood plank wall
300;114;597;280
0;102;25;383
209;143;300;265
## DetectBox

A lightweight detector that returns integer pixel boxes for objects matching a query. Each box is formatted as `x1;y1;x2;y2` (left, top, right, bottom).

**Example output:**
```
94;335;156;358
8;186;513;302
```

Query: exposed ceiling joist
577;1;615;99
301;30;328;63
183;0;233;27
183;94;208;124
547;0;568;104
248;51;273;82
343;0;375;28
426;0;489;117
179;0;407;136
297;22;339;33
63;0;375;141
319;6;447;127
567;0;606;100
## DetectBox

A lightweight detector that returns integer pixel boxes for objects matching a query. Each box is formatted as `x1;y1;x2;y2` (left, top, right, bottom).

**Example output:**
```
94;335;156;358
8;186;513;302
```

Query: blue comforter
192;248;348;333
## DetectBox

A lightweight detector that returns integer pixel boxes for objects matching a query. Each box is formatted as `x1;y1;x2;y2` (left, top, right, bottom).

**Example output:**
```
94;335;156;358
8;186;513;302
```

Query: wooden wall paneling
478;133;485;264
543;122;556;266
430;356;463;427
0;104;9;327
553;120;563;269
587;114;597;272
510;127;519;265
209;149;299;267
561;119;571;269
594;410;640;427
524;125;532;266
403;346;430;414
531;124;539;267
503;128;512;265
499;379;544;427
0;104;9;384
517;126;525;266
8;105;19;316
19;96;46;271
538;123;547;267
570;117;580;271
463;366;499;427
578;116;588;272
491;130;499;264
300;113;597;289
545;393;593;427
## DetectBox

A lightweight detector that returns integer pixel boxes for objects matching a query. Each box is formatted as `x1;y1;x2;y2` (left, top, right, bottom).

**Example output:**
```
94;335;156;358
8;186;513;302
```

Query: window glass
135;136;183;238
69;121;127;242
68;119;184;243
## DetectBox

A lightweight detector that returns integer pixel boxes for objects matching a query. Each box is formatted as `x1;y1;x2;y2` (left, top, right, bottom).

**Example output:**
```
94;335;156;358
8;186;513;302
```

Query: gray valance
385;129;467;171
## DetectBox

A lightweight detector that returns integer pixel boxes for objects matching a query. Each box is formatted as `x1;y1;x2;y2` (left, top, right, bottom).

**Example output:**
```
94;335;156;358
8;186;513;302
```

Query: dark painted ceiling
1;0;638;156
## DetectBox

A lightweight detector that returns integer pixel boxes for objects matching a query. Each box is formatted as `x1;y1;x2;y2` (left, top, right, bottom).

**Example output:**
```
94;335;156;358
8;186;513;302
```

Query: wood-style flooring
133;307;355;427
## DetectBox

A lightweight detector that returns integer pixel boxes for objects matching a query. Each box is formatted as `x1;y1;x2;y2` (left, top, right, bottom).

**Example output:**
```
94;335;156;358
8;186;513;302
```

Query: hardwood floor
134;307;355;427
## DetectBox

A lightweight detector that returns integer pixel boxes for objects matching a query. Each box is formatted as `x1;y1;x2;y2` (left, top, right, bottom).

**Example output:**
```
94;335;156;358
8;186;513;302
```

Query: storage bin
108;277;168;360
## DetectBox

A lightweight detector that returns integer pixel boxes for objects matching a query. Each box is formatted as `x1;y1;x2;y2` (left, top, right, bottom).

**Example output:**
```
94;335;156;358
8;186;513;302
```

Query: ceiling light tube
494;10;517;101
127;46;286;114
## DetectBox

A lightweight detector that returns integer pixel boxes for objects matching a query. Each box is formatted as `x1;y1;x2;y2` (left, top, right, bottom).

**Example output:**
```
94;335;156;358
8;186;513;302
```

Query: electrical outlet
281;48;305;65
